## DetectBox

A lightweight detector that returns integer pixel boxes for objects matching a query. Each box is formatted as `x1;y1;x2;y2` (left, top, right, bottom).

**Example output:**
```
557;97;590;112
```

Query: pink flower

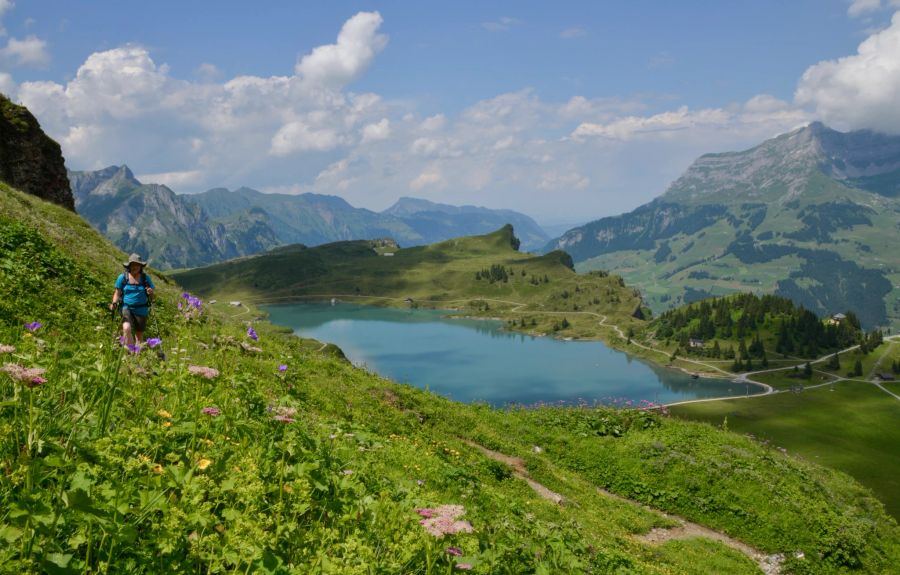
201;406;221;417
446;547;463;556
0;344;15;354
456;563;473;571
2;363;46;384
417;505;474;537
188;365;219;379
28;376;47;388
273;415;295;423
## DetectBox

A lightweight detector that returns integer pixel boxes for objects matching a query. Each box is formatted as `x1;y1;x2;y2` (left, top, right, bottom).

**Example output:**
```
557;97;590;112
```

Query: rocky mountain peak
0;94;74;210
663;122;900;202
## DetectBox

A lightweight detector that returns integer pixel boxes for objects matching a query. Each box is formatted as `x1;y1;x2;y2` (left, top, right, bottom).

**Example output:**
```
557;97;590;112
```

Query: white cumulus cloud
361;118;390;143
295;11;387;87
796;11;900;133
0;34;48;67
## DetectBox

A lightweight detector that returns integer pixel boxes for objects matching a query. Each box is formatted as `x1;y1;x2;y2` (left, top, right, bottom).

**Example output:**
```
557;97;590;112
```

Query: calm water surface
263;302;758;406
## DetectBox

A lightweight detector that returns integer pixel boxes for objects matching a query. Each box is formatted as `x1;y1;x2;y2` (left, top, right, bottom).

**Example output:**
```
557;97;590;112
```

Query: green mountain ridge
546;123;900;330
69;166;550;270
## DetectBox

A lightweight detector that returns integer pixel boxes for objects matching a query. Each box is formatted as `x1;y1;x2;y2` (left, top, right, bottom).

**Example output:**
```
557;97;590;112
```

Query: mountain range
69;166;549;270
546;122;900;329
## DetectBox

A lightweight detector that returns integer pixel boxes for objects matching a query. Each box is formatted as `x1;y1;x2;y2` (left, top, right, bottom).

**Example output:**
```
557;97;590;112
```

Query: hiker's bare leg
123;321;134;346
135;330;145;345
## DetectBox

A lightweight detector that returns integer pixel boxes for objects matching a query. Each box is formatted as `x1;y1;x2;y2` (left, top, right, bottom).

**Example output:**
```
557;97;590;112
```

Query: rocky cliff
0;94;73;211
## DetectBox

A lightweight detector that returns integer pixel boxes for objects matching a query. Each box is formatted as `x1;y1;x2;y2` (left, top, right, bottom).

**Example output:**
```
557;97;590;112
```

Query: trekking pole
149;298;166;361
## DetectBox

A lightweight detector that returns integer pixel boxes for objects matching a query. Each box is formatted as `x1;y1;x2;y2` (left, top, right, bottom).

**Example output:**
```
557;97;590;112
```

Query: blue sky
2;1;899;225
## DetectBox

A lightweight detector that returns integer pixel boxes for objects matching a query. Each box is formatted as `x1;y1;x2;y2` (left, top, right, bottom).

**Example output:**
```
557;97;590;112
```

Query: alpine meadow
3;3;900;575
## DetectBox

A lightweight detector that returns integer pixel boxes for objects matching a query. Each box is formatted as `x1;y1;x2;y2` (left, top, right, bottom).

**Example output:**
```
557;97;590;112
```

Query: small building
229;301;241;307
875;372;895;381
383;252;395;256
689;338;705;349
831;313;847;322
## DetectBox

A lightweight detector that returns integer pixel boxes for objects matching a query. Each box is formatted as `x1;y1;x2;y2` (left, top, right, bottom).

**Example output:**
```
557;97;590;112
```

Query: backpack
118;272;152;309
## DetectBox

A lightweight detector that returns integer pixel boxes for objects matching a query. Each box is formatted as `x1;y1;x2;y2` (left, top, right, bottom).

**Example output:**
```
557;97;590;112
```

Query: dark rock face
0;94;74;211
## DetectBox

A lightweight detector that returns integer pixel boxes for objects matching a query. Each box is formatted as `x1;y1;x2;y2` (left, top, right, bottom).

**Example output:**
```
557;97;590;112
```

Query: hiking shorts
121;307;149;332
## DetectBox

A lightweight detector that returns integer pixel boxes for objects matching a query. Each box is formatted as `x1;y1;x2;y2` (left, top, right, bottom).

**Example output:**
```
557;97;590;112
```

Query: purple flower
446;547;463;557
277;364;288;373
146;338;162;348
181;292;190;299
27;376;47;388
24;321;42;331
126;344;141;354
201;406;221;417
247;326;258;341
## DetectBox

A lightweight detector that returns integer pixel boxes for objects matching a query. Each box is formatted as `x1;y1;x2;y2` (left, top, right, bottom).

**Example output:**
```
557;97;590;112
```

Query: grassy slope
1;185;899;573
578;179;900;331
173;226;648;342
670;381;900;519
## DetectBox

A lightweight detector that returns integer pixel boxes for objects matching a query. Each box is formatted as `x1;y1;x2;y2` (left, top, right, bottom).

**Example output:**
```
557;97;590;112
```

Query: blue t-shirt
115;272;155;316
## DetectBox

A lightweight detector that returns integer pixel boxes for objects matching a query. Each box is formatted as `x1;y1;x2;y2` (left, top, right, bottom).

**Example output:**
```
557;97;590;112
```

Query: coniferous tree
803;362;813;379
853;359;863;377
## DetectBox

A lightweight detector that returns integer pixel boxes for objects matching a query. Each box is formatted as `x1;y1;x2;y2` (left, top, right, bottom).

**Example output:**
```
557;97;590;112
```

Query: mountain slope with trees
546;123;900;330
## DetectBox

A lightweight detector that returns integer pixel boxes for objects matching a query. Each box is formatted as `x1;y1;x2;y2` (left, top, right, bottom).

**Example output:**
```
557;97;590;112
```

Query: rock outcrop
0;94;73;211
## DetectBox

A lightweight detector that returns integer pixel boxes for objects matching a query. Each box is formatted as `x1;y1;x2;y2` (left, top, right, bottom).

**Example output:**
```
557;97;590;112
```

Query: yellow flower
197;458;212;470
162;421;172;427
23;333;32;338
151;464;164;474
137;454;150;463
157;409;172;419
282;484;293;493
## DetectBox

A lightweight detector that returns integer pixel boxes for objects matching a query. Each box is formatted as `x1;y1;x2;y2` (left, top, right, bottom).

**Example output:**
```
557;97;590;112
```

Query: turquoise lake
263;302;759;407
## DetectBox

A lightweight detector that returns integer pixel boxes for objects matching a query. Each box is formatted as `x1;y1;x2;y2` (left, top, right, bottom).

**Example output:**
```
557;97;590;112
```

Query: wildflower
2;363;46;383
146;338;162;348
418;505;474;538
188;365;219;379
417;479;425;486
0;344;15;353
28;376;47;388
197;458;212;470
273;414;295;423
271;406;297;418
126;344;141;354
24;321;42;331
456;564;473;571
341;469;353;476
157;409;172;418
277;364;288;372
137;454;150;463
446;547;463;557
247;326;258;341
151;464;164;474
201;406;221;417
162;421;172;428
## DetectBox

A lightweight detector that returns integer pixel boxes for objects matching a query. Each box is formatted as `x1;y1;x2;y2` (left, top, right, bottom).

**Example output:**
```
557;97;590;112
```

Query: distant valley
546;122;900;330
69;166;549;270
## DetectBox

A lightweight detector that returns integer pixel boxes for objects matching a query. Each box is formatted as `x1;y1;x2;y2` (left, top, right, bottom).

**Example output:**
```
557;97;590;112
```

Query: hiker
109;253;155;346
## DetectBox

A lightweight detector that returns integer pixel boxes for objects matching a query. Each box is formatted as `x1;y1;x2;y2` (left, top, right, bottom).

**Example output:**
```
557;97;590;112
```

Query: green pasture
671;382;900;519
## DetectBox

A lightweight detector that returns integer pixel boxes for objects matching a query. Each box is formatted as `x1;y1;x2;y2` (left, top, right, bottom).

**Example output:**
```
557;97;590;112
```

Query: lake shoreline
261;299;763;407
